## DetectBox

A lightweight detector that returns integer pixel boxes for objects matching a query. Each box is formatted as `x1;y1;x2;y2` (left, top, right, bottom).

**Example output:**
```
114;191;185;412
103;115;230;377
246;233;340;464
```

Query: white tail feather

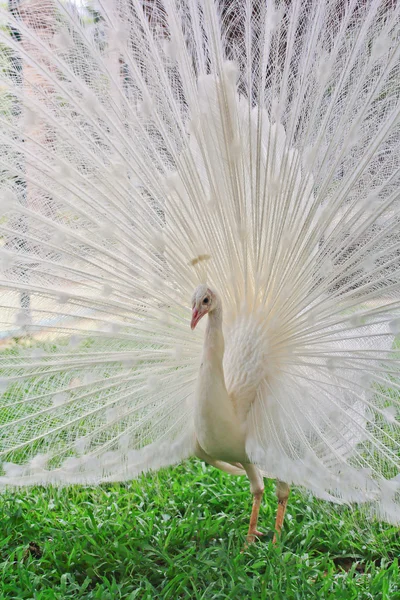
0;0;399;523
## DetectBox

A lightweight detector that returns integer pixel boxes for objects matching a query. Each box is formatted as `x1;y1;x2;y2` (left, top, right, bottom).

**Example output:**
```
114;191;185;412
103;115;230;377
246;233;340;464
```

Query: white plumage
0;0;399;539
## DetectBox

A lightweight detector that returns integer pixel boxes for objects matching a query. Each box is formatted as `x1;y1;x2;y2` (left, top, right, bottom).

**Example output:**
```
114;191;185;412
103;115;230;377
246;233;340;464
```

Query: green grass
0;459;399;599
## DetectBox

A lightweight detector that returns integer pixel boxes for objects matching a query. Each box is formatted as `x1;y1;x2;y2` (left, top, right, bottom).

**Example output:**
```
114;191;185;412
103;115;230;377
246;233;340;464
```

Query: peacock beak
191;308;202;330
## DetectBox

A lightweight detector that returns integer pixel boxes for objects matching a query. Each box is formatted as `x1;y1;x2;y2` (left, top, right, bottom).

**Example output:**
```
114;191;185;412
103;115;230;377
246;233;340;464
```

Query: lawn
0;459;399;599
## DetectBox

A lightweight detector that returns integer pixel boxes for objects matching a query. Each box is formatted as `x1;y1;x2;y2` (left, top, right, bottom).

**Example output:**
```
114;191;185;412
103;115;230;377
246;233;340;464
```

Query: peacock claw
244;530;264;546
253;530;264;538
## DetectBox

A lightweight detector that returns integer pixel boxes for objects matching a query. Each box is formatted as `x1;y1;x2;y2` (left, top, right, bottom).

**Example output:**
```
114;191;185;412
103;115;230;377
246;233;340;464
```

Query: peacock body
0;0;399;531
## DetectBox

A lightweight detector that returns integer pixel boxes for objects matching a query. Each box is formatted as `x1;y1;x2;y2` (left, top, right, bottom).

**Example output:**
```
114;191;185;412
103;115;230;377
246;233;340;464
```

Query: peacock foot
242;530;264;550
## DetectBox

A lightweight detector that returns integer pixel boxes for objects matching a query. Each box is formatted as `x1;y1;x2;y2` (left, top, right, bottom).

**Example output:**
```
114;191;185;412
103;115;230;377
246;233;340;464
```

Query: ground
1;459;399;599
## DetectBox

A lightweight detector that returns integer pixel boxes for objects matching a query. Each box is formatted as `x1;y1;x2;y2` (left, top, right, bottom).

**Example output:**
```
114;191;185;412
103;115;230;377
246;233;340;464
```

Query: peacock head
191;284;217;330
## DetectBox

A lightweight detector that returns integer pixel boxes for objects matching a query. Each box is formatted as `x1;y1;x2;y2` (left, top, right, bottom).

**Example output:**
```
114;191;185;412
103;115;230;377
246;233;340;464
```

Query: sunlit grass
1;459;399;599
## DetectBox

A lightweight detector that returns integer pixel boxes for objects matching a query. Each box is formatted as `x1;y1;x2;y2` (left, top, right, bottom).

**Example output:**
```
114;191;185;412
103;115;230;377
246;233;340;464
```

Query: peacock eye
203;297;209;304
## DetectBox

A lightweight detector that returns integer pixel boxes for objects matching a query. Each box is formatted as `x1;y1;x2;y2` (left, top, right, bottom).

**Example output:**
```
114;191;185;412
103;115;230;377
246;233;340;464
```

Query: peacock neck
195;298;245;463
204;305;225;368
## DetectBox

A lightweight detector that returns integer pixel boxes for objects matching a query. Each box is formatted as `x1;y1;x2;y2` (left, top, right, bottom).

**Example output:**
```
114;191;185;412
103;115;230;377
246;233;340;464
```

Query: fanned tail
0;0;398;523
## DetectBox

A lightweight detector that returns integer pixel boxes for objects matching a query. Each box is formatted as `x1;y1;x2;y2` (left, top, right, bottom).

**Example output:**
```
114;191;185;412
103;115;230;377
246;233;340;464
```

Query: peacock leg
243;464;265;544
272;480;290;543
